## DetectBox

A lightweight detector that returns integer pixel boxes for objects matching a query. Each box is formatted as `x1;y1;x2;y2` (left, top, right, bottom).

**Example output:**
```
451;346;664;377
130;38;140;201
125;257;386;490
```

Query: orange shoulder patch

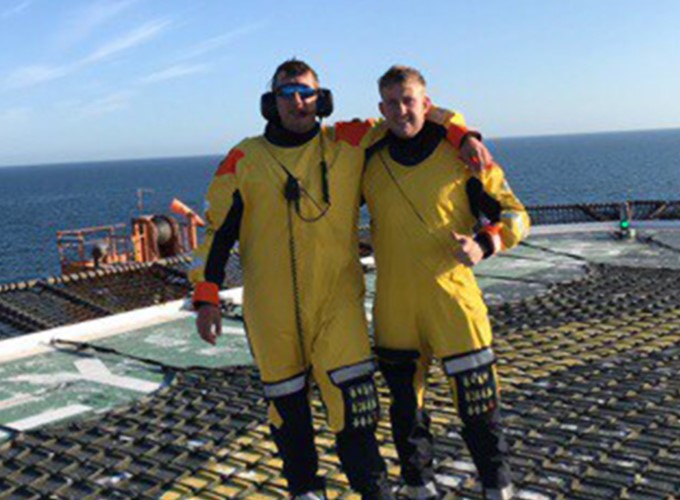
446;124;469;149
216;148;245;176
335;119;374;146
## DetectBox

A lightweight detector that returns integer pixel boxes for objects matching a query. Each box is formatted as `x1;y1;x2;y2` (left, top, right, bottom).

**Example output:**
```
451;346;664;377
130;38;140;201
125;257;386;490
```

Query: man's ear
423;95;432;113
378;101;387;118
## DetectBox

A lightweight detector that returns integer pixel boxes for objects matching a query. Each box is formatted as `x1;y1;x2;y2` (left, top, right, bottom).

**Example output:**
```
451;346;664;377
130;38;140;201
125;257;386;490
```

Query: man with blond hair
363;65;529;499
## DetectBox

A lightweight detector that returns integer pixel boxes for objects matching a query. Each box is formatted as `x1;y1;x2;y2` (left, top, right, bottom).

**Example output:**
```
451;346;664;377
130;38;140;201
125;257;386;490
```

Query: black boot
336;427;394;499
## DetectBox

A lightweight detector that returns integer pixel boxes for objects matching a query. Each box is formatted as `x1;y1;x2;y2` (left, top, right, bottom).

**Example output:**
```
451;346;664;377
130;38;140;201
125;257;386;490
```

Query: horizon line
2;125;679;170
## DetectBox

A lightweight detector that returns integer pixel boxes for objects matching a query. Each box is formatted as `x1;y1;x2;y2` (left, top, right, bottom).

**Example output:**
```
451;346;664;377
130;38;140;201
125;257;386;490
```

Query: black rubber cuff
474;232;495;259
194;301;218;310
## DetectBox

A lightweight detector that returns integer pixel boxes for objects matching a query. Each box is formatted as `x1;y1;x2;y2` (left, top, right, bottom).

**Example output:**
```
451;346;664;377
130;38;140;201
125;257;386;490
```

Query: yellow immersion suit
191;124;375;430
362;121;530;496
190;116;474;496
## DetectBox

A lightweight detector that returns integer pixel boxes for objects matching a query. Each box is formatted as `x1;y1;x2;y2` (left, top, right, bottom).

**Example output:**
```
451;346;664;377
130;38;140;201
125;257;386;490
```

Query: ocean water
1;129;679;284
0;156;219;284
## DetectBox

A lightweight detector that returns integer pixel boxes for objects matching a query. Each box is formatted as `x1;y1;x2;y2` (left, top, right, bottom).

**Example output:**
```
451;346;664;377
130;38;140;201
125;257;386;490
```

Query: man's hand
196;303;222;345
452;231;484;267
459;136;493;174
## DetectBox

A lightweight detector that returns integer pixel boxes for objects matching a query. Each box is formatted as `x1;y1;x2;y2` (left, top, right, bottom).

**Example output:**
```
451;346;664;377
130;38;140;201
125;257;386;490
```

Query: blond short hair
378;65;426;91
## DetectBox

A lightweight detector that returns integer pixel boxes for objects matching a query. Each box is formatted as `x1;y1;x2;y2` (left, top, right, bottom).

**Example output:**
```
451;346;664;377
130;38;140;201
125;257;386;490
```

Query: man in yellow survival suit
190;59;492;499
363;65;530;500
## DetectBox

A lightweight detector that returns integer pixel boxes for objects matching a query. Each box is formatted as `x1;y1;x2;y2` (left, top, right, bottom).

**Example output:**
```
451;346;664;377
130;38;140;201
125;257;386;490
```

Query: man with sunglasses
190;59;491;499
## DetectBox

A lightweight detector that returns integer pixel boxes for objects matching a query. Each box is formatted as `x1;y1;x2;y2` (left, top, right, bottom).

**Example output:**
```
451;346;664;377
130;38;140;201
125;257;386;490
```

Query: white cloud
3;64;72;89
55;0;141;49
82;18;171;64
3;18;171;91
75;90;135;116
178;21;267;61
139;63;209;84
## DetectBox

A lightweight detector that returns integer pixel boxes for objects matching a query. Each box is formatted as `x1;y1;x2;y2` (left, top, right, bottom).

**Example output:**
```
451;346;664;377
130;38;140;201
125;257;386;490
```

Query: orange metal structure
170;198;206;251
57;224;131;274
57;199;204;274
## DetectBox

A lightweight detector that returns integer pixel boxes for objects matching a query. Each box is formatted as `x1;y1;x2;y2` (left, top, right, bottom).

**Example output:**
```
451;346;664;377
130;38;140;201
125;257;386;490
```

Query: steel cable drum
152;216;173;245
152;215;183;257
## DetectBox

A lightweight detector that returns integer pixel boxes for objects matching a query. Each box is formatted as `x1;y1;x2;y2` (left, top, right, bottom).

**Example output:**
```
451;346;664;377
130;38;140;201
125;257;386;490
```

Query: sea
1;128;679;284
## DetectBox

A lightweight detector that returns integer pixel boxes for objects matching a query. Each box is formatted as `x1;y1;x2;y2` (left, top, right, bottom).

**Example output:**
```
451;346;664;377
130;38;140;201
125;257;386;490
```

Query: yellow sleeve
479;164;531;252
189;147;244;305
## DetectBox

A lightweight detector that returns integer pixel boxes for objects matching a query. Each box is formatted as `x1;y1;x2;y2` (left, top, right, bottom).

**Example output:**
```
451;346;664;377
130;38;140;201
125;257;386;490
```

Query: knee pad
442;347;499;422
328;360;379;431
444;351;511;490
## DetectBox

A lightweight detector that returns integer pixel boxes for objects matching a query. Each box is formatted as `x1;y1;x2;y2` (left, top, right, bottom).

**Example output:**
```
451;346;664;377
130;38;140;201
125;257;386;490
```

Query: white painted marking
222;325;245;335
219;286;243;304
74;358;109;377
7;404;92;431
144;335;188;348
632;220;680;230
530;220;680;235
9;373;80;385
530;222;618;235
9;359;160;394
0;393;38;411
74;358;159;393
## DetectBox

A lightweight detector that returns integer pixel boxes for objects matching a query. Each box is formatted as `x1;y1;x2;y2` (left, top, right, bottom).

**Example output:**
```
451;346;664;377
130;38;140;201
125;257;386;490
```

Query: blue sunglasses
275;84;317;100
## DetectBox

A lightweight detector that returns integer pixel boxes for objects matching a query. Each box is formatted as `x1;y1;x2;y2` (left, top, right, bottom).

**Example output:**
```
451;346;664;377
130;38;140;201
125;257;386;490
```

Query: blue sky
1;0;679;167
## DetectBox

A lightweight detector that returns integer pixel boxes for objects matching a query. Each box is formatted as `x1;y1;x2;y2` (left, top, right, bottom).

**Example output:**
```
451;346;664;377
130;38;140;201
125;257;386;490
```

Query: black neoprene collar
264;120;320;147
387;121;446;166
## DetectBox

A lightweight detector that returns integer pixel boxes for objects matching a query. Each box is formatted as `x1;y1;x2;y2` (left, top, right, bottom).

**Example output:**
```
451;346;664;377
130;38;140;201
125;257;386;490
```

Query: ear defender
260;91;278;121
316;89;334;118
260;88;335;121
